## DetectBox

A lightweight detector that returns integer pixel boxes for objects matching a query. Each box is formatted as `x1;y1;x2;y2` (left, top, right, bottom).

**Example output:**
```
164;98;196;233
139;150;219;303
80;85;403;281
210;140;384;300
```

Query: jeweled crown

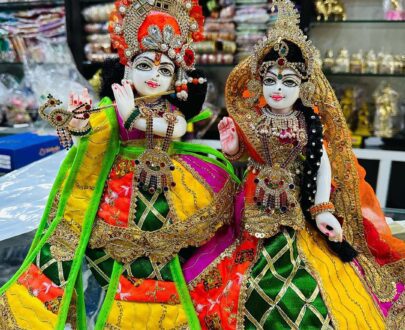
109;0;204;69
251;0;319;80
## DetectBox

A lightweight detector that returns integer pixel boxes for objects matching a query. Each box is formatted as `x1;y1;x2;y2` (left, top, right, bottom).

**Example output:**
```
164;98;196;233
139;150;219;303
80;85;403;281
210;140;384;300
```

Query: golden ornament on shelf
322;49;335;72
340;88;356;130
364;50;378;74
350;51;365;74
333;48;350;73
354;102;372;137
378;52;395;74
393;55;403;74
373;82;400;138
315;0;347;21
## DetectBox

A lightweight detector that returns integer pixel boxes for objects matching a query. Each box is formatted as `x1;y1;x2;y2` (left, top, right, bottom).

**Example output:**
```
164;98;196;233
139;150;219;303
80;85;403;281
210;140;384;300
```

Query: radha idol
0;1;238;329
185;1;405;329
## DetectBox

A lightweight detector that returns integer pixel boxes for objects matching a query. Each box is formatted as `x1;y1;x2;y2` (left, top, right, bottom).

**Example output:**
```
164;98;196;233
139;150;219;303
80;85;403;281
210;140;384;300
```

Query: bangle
223;142;245;161
309;202;335;219
68;123;91;136
124;106;141;130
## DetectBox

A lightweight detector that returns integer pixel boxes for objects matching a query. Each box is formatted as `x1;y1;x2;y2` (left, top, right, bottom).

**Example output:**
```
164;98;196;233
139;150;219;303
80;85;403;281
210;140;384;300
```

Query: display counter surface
0;150;66;241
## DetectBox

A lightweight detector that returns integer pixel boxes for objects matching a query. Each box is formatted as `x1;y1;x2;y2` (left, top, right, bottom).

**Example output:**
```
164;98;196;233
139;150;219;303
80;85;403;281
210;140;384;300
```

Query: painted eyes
263;77;276;86
283;79;299;87
159;67;174;77
134;62;173;77
263;76;300;87
135;62;151;71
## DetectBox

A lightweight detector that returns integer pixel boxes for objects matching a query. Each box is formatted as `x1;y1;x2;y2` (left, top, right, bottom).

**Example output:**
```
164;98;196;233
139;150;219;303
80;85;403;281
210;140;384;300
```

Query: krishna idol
183;1;404;329
0;1;238;329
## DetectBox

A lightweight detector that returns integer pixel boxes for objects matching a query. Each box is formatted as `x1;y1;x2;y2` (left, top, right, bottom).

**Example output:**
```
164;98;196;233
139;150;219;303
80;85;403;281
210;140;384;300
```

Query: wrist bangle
68;123;91;136
223;142;245;161
124;106;141;130
309;202;335;219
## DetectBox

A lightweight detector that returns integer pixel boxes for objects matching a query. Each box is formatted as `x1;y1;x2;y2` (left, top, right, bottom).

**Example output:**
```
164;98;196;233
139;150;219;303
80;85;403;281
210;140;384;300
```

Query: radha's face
262;66;301;112
129;52;175;96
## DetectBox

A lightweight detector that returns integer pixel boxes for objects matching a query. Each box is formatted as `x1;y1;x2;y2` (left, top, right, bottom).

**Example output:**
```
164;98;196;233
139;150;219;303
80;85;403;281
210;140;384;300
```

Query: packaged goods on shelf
82;3;115;63
322;48;405;75
0;7;65;63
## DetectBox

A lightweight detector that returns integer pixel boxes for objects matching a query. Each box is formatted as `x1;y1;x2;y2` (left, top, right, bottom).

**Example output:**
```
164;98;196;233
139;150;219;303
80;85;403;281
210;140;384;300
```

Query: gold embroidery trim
47;219;80;262
243;202;305;239
387;290;404;329
0;294;23;330
236;239;263;330
187;239;239;289
89;178;236;264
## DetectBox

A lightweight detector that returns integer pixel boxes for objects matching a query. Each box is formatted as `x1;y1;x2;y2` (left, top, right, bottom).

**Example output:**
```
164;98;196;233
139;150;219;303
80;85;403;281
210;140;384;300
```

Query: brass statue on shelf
350;51;365;74
322;49;335;72
354;102;372;137
340;88;356;130
365;50;378;74
333;48;350;73
315;0;347;21
373;82;401;138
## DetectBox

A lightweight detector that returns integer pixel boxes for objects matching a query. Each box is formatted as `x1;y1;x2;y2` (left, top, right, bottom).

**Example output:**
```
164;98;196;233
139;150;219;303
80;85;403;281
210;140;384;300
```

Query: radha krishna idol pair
0;0;404;329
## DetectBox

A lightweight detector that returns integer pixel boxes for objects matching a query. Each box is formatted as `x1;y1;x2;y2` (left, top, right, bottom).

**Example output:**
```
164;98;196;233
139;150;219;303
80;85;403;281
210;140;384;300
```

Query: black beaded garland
298;100;357;262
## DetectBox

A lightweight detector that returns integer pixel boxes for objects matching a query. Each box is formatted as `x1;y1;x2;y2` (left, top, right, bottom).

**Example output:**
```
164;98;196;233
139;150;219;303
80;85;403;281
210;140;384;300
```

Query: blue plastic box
0;133;61;173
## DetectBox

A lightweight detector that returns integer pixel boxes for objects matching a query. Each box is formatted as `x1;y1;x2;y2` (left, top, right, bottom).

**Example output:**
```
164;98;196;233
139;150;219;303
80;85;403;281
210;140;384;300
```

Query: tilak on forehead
154;52;162;66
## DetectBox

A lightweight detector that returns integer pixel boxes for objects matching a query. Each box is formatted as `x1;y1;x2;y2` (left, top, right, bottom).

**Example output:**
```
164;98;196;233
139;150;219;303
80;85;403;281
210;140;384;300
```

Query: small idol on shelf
322;49;335;72
373;81;402;138
365;50;379;74
393;54;404;74
332;47;350;73
340;87;357;130
354;101;372;137
350;50;365;74
378;51;395;74
383;0;405;20
314;0;347;21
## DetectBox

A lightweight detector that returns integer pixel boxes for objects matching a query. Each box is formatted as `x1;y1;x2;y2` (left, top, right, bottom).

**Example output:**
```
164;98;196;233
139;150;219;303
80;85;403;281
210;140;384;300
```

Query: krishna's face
129;52;175;96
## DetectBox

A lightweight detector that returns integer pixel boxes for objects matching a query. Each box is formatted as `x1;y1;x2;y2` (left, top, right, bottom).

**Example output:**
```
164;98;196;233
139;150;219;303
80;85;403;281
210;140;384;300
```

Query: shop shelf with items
0;0;63;10
0;1;71;129
308;0;405;150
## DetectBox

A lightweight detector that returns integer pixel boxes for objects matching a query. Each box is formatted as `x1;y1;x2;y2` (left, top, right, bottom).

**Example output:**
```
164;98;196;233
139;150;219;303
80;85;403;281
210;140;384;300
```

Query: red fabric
190;232;259;329
18;264;64;310
115;276;180;304
354;157;405;264
363;218;402;265
138;12;181;50
97;158;133;227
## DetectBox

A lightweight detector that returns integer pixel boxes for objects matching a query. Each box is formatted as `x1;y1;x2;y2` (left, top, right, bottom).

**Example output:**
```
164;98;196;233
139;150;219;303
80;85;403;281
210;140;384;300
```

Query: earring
246;78;262;106
299;81;315;107
174;68;188;101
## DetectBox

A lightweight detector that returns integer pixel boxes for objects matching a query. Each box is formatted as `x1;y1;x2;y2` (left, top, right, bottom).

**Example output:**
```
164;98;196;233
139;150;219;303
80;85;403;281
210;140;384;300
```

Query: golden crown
251;0;319;80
